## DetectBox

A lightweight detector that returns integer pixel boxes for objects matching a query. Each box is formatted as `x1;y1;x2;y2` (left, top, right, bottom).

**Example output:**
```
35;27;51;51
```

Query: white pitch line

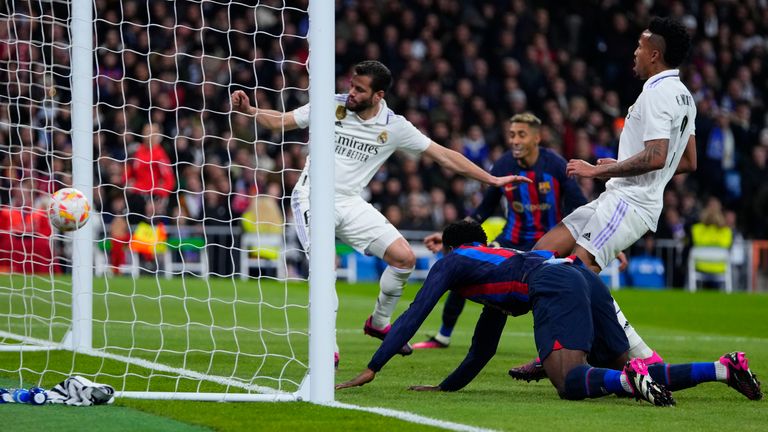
325;401;498;432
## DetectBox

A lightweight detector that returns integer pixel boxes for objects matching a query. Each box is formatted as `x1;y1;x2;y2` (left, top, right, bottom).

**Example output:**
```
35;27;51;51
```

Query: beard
346;95;375;113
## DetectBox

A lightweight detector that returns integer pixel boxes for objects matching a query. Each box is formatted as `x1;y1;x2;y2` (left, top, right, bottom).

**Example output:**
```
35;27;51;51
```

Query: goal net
0;0;335;402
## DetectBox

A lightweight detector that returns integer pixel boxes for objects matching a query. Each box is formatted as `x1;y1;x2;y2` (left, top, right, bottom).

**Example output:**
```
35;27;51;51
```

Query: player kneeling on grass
336;221;763;405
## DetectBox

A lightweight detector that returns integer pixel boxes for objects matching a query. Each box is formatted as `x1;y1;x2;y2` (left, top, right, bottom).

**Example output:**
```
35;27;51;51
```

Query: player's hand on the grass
230;90;254;115
423;232;443;253
492;175;533;188
617;252;629;272
566;159;599;178
408;385;443;391
336;368;376;390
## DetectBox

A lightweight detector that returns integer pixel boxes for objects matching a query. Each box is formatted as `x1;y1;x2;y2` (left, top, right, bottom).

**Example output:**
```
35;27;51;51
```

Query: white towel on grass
48;375;115;406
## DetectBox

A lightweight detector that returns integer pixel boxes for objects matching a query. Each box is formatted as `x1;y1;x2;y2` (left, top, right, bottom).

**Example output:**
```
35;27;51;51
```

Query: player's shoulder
644;74;691;97
538;148;568;170
381;104;410;128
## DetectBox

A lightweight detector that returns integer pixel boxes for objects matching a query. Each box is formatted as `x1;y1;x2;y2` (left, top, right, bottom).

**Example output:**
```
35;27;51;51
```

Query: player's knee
558;386;583;400
390;251;416;269
547;376;569;399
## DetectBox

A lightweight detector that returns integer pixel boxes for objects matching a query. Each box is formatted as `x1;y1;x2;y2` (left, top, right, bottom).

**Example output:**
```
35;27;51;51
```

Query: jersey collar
643;69;679;90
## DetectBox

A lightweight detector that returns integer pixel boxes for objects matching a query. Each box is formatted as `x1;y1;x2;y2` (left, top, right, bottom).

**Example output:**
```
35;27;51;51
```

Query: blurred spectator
461;125;490;169
242;183;284;236
725;209;747;290
700;110;735;199
124;122;176;224
401;193;434;231
107;215;131;274
741;145;768;238
691;197;733;276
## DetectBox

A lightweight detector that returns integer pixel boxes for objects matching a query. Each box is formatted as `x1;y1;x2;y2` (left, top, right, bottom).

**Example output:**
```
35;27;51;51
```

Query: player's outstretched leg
719;352;763;400
643;351;762;401
558;358;674;406
363;316;413;355
508;357;547;382
622;358;675;406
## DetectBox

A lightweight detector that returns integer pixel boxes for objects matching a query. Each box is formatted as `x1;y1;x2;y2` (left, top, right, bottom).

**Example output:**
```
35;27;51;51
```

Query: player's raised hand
230;90;254;115
423;232;443;253
335;368;376;390
491;174;533;188
566;159;598;178
408;385;442;391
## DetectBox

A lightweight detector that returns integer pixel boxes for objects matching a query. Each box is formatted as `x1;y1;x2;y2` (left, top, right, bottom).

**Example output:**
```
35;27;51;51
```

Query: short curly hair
648;17;691;68
353;60;393;93
442;220;487;250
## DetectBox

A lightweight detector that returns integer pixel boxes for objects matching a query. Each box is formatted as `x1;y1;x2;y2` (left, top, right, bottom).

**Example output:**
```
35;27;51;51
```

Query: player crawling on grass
336;221;763;405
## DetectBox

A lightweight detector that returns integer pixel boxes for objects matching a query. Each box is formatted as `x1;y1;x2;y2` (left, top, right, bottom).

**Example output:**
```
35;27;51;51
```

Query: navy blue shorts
528;263;628;364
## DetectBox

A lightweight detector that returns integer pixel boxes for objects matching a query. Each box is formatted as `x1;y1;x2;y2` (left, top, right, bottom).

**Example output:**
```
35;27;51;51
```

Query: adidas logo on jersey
582;232;591;241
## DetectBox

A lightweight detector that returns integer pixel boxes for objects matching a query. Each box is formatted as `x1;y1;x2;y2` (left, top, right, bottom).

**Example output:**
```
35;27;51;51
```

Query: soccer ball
49;187;90;231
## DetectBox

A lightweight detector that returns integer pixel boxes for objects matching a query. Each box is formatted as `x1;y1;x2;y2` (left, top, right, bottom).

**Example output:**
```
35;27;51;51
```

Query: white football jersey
605;69;696;231
292;95;431;196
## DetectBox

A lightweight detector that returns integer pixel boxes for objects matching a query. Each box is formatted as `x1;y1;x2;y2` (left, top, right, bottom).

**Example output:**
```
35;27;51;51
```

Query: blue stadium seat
627;255;666;289
355;252;381;281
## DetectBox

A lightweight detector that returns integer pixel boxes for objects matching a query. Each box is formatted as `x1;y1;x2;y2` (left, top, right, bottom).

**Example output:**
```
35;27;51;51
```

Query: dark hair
442;220;487;250
648;17;691;68
354;60;392;92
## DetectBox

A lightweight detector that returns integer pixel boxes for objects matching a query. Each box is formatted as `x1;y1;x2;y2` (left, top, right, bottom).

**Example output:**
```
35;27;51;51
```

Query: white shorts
562;191;649;269
291;187;402;258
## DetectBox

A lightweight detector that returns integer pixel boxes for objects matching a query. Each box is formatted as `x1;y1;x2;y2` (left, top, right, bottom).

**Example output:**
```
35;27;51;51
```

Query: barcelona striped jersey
368;244;557;372
471;148;586;249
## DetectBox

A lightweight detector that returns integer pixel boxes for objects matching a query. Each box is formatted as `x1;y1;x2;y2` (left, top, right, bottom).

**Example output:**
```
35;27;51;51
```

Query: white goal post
0;0;335;403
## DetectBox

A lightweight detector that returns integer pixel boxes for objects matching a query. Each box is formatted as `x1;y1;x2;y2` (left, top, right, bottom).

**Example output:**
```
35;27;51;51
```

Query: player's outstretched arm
567;138;669;178
424;142;532;187
336;368;376;390
230;90;300;131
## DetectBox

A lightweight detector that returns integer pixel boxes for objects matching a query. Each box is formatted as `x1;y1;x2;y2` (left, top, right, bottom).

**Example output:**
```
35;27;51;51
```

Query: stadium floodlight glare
0;0;335;403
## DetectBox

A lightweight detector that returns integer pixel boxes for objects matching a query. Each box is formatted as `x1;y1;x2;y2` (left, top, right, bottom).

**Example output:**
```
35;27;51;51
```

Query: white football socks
613;299;655;359
371;265;413;329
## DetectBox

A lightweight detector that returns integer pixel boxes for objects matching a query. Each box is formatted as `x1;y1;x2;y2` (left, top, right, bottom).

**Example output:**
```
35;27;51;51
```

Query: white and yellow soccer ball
48;187;91;232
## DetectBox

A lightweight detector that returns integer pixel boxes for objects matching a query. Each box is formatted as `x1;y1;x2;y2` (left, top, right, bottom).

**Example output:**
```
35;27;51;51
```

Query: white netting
0;0;314;399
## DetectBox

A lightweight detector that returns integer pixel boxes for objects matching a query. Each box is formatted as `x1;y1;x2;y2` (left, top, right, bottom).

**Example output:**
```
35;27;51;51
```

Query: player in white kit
231;61;530;361
513;17;698;376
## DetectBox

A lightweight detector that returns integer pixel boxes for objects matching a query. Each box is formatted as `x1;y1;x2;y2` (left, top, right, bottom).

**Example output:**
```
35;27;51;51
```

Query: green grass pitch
0;275;765;431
